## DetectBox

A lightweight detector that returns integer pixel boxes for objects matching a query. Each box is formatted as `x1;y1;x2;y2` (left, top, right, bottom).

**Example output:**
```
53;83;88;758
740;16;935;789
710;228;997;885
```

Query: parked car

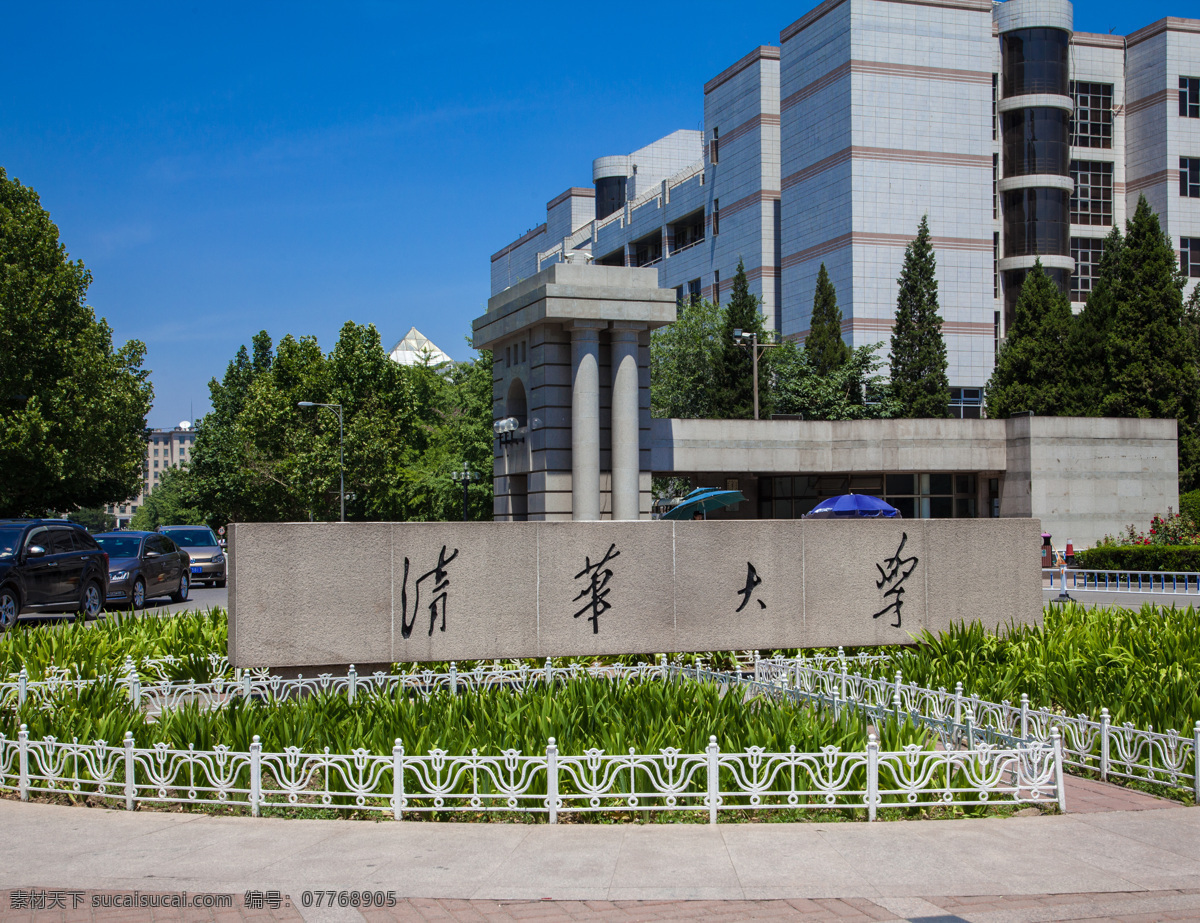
158;525;226;587
0;519;109;630
94;532;191;609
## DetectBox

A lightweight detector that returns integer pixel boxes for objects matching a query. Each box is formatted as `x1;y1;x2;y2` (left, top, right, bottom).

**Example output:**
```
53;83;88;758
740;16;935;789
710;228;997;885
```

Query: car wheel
171;573;190;604
79;581;104;620
0;587;19;631
131;578;146;610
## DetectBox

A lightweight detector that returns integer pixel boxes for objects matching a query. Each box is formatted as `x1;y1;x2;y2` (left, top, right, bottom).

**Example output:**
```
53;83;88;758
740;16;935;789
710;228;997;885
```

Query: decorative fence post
546;738;558;825
250;735;262;818
392;739;404;821
544;658;553;688
347;664;357;704
965;707;976;751
953;682;963;727
125;657;141;708
1051;728;1066;814
1193;722;1200;804
893;671;903;717
706;735;719;825
840;662;848;704
18;724;28;802
1100;709;1111;781
124;732;136;810
448;662;457;696
17;667;27;707
1020;693;1029;741
242;670;251;699
866;733;879;822
753;651;761;683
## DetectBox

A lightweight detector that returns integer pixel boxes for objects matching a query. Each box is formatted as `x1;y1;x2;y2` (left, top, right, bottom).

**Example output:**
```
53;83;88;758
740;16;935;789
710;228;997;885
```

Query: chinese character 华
400;545;460;638
572;543;620;634
872;532;918;628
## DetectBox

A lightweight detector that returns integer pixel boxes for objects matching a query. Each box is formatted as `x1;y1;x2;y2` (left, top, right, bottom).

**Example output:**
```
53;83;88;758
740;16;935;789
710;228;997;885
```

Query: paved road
14;585;228;630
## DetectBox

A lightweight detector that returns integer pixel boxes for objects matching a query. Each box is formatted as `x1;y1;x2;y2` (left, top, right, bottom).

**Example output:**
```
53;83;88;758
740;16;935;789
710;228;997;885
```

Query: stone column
610;325;643;521
570;323;603;521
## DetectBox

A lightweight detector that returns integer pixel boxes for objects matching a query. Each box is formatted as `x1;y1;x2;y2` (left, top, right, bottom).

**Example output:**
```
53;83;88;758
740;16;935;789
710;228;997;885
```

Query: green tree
650;296;724;418
1064;225;1125;415
805;263;850;377
0;168;153;516
1101;196;1200;490
771;342;898;420
67;507;116;533
986;261;1074;418
129;467;205;531
889;216;951;418
715;259;771;419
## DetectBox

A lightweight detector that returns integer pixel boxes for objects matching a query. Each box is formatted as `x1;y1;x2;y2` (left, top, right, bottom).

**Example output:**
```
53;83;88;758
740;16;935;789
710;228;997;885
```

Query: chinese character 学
400;545;459;638
572;543;620;634
873;532;919;628
735;562;766;612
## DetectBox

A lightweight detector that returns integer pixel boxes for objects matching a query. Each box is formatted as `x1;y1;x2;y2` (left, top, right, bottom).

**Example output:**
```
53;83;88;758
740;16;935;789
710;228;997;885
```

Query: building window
1070;161;1113;225
949;388;983;420
1183;238;1200;278
713;269;720;304
994;310;1001;356
711;199;719;236
1182;158;1200;198
1182;77;1200;119
670;209;705;252
993;233;999;298
710;127;719;165
993;154;999;218
687;279;701;302
992;74;998;141
1071;237;1105;300
632;231;662;267
1070;81;1113;149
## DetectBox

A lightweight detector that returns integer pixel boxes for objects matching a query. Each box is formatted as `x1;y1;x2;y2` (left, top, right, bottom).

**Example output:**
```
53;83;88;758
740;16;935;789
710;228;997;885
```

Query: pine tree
985;261;1074;418
1064;225;1124;416
805;263;850;377
1102;196;1200;489
890;216;951;418
715;258;771;418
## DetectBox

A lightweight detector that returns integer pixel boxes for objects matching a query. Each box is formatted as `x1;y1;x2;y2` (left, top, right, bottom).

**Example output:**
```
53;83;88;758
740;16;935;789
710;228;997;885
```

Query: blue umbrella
661;487;747;520
804;493;900;519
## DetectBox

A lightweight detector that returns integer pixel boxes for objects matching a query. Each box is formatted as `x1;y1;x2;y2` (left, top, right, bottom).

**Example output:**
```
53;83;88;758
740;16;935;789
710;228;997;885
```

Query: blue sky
1;1;1185;428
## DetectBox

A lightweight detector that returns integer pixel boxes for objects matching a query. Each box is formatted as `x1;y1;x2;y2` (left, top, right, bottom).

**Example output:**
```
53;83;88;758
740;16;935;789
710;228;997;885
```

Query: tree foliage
772;342;898;420
0;168;152;516
650;296;723;418
714;259;772;419
129;467;205;531
180;324;493;526
986;261;1074;418
890;216;951;418
805;263;850;378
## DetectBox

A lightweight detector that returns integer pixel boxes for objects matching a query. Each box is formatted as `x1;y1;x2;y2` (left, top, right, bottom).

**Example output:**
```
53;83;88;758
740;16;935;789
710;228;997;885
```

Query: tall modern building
492;0;1200;418
104;424;197;527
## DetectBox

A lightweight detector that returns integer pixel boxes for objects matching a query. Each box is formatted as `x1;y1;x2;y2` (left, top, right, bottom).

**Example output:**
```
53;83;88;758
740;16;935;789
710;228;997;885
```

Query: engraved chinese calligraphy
735;562;766;612
400;545;459;638
872;532;918;628
572;543;620;634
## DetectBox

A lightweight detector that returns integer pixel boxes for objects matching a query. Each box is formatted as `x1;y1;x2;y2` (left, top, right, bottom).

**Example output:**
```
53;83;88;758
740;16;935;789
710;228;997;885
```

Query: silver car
158;525;226;588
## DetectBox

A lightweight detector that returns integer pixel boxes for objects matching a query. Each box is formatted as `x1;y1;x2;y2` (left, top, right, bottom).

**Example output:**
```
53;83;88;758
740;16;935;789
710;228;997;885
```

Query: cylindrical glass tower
994;0;1075;329
592;156;631;221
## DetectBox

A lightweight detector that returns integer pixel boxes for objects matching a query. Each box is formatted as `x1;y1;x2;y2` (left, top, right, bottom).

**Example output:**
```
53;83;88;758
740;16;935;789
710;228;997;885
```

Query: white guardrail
1043;567;1200;595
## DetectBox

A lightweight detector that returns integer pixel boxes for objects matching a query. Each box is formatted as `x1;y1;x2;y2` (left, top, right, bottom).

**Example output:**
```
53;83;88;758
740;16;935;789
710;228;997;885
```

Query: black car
0;520;109;630
94;531;191;609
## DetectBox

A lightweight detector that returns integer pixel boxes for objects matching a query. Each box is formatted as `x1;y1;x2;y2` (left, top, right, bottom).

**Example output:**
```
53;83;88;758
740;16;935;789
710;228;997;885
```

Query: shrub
1074;544;1200;572
1181;490;1200;528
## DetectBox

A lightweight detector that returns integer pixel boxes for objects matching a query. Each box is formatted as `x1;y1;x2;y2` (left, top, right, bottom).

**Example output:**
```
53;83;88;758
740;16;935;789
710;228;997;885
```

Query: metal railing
1043;568;1200;595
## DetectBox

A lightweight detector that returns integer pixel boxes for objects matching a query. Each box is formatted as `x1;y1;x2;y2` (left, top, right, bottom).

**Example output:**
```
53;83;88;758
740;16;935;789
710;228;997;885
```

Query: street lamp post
731;329;780;421
297;402;344;522
450;462;480;522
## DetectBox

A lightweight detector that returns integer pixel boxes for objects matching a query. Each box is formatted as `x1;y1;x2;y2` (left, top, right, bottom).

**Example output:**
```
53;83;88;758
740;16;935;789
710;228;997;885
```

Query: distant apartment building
492;0;1200;419
105;424;196;527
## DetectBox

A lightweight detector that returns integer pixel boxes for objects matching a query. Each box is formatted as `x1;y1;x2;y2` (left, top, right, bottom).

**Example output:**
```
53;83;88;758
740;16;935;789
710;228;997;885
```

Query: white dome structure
387;327;452;367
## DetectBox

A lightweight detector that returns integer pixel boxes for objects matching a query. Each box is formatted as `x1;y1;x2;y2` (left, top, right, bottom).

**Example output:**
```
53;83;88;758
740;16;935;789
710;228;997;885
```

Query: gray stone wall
228;519;1042;669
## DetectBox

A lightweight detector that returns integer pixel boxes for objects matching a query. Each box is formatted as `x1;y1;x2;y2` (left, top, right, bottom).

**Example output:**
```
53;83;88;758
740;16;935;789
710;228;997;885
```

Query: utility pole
731;329;780;420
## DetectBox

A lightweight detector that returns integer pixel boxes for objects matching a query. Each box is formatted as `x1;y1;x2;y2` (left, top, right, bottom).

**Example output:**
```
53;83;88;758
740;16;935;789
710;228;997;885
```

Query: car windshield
162;528;217;547
0;528;22;559
95;535;143;558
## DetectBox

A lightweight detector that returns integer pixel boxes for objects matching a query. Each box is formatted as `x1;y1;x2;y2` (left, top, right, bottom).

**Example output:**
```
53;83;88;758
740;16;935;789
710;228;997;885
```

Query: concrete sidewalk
4;796;1200;909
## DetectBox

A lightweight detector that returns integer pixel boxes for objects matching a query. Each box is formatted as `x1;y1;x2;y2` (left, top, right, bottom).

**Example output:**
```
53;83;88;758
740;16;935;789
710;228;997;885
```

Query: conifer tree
1063;225;1124;416
1103;196;1200;489
890;216;951;418
715;259;771;418
985;261;1074;418
805;263;850;377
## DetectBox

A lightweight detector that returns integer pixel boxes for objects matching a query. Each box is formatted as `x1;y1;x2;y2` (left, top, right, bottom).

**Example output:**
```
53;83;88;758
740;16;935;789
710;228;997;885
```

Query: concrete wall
228;518;1042;669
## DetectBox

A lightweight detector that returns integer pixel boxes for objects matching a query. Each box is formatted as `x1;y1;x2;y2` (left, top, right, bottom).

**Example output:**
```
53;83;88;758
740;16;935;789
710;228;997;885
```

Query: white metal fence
1043;568;1200;595
0;726;1063;823
753;655;1200;798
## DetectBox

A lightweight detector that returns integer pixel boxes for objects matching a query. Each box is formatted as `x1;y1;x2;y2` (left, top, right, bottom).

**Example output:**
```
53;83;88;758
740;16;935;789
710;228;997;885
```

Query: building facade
492;0;1200;419
104;424;196;527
